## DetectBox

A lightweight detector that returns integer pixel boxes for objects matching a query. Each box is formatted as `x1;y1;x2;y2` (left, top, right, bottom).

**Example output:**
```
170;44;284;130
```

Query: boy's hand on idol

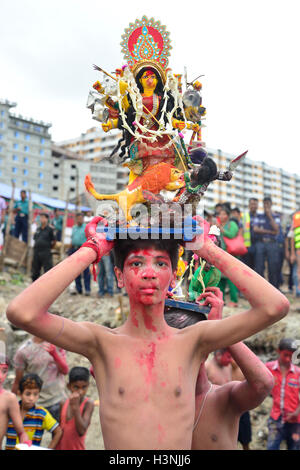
196;287;224;321
186;215;212;255
84;216;114;258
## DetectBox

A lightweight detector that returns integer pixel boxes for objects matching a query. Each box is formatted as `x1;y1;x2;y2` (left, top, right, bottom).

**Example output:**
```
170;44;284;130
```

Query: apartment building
0;99;52;197
57;127;129;194
204;149;299;215
1;98;298;215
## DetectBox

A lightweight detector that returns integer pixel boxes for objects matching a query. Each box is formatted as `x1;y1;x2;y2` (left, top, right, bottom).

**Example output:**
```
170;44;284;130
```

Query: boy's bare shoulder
0;389;18;406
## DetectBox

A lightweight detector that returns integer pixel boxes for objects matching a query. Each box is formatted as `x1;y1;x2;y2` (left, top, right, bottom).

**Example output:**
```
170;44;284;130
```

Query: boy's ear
114;266;124;289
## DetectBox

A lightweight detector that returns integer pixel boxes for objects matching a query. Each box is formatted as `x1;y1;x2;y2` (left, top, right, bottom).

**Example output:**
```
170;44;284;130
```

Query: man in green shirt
13;190;29;243
218;205;239;307
69;213;91;296
52;208;63;242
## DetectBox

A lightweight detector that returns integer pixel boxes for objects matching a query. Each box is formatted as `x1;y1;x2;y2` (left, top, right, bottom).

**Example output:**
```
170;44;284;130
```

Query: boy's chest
100;338;196;405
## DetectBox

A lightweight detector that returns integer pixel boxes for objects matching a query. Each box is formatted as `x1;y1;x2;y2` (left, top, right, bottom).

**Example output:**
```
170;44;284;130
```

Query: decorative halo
120;16;172;84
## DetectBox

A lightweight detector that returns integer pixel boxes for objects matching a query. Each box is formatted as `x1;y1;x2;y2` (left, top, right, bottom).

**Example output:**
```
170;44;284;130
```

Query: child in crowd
56;367;94;450
0;355;30;449
5;373;62;449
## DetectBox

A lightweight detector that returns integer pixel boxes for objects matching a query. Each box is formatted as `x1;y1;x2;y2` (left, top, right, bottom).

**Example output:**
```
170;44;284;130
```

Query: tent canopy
0;182;91;212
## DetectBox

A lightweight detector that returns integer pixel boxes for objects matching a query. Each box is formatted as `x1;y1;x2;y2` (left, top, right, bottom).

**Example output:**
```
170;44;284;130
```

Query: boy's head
68;367;90;399
113;239;179;305
19;374;43;410
40;213;49;224
277;338;297;368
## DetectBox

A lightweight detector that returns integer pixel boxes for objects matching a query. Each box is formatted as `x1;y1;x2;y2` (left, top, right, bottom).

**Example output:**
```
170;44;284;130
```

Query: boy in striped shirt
6;373;62;450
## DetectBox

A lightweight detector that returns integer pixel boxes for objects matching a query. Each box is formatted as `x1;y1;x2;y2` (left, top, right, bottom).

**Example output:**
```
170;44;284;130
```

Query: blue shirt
14;199;29;216
252;212;281;242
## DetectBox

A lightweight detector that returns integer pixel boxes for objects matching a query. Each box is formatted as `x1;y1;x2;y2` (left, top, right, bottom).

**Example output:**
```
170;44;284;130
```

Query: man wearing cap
265;338;300;450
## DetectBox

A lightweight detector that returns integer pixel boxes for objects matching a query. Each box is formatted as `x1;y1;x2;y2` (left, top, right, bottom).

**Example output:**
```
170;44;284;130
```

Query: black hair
76;212;84;217
249;197;258;202
164;307;206;329
214;348;228;355
263;196;272;204
278;338;297;352
135;68;164;95
231;207;240;214
69;367;90;384
19;373;43;393
113;238;179;272
40;212;49;219
220;204;231;216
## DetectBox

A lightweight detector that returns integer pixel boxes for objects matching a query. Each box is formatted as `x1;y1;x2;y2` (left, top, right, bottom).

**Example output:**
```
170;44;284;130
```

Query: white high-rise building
0;99;52;197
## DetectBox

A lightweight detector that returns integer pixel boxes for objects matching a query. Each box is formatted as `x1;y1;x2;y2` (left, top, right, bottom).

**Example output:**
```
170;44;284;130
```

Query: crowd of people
0;191;119;297
205;196;300;305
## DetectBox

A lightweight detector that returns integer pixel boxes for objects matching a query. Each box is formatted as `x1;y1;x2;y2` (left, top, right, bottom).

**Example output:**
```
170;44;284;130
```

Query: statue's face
140;69;158;91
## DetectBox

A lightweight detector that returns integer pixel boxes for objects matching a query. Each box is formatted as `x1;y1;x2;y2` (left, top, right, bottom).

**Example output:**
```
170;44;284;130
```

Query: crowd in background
1;191;300;451
1;191;300;300
204;196;300;305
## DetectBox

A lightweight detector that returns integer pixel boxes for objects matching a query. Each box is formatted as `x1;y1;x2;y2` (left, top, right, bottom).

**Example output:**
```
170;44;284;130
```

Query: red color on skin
122;248;175;329
157;424;166;444
136;342;157;384
114;358;122;368
142;310;157;332
131;310;139;328
242;270;254;277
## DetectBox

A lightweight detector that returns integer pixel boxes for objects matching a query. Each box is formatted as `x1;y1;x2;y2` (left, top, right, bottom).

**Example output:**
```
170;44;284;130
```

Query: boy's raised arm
6;218;114;357
188;217;289;355
227;342;274;413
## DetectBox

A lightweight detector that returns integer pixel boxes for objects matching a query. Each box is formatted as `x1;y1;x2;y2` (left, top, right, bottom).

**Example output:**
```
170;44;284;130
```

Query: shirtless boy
0;356;30;449
165;286;274;450
6;216;289;449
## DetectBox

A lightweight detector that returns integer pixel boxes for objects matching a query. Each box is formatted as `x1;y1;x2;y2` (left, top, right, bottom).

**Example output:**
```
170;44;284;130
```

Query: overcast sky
1;0;300;174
